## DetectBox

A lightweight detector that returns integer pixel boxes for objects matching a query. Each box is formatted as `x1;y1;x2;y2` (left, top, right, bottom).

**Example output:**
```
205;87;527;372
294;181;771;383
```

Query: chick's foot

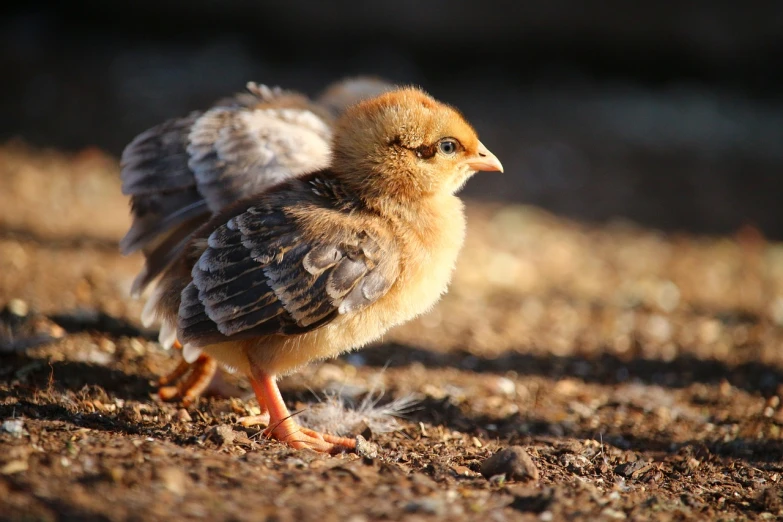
250;372;356;454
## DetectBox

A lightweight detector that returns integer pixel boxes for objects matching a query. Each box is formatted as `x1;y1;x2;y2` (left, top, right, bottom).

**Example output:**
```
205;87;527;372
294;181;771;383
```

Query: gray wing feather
177;203;399;347
119;85;333;295
187;107;331;211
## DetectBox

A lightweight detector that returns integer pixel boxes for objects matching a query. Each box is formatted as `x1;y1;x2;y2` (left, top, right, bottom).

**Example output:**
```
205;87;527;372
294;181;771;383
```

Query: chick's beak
466;141;504;173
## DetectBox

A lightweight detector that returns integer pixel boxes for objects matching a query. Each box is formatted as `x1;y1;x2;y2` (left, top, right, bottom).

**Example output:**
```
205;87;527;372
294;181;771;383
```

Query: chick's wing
186;104;331;211
178;193;400;347
120;85;333;295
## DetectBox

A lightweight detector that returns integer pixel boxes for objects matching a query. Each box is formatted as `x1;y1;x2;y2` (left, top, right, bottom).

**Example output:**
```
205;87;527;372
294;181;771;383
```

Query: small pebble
0;460;28;475
205;425;236;446
646;314;672;343
174;409;192;423
601;507;626;520
355;435;379;459
106;466;124;483
451;465;474;477
480;446;539;482
614;460;649;478
1;419;26;437
7;299;28;317
655;281;680;312
554;379;580;396
129;338;146;355
405;496;447;516
157;466;189;496
486;376;516;396
99;338;116;354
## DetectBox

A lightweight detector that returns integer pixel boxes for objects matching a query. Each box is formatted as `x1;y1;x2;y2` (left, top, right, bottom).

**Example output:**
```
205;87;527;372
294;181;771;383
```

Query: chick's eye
438;139;458;156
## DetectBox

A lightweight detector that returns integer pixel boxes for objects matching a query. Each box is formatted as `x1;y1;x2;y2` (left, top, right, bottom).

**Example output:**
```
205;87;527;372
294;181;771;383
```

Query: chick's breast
367;193;467;329
241;199;464;376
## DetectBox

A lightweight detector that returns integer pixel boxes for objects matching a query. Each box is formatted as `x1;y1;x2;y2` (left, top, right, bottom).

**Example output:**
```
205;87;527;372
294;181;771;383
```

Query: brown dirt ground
1;141;782;522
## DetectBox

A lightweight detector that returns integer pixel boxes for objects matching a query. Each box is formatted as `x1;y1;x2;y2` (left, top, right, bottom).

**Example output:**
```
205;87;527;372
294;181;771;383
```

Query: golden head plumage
331;87;503;202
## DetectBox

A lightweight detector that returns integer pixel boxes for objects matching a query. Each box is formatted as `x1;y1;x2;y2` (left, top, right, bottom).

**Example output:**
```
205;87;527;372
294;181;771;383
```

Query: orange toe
298;427;357;449
158;385;181;401
265;419;354;454
237;412;271;428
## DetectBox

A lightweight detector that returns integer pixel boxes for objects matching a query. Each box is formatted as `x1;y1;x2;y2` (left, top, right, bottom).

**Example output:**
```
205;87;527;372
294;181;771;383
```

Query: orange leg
157;341;241;405
158;341;190;387
249;370;356;454
158;359;192;388
159;354;218;407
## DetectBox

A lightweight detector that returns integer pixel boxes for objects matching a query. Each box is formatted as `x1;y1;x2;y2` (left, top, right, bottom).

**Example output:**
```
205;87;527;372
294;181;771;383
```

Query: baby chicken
145;87;502;453
120;77;394;404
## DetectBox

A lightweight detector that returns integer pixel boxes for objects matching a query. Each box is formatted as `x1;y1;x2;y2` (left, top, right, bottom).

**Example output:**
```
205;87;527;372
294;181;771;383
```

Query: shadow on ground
356;343;783;395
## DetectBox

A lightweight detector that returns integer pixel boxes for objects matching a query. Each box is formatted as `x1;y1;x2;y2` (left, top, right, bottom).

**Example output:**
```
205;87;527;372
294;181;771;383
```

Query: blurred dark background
2;2;782;237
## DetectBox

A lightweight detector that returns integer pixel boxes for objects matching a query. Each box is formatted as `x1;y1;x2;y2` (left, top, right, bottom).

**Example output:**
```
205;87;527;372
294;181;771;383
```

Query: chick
120;77;395;404
145;87;502;453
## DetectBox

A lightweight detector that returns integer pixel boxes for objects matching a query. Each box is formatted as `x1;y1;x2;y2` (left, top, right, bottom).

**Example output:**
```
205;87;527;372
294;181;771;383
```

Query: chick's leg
158;341;242;405
157;358;191;388
249;369;356;454
159;354;217;406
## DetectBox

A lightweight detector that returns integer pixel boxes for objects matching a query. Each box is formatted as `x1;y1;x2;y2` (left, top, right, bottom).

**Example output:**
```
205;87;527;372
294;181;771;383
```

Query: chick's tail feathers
128;213;209;297
120;112;215;295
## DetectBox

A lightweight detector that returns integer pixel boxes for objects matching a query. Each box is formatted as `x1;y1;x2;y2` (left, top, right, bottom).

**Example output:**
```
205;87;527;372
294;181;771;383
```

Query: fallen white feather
297;386;421;437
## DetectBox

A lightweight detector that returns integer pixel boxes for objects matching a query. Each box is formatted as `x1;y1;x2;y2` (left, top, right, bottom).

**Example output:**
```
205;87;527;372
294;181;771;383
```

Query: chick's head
332;87;503;202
